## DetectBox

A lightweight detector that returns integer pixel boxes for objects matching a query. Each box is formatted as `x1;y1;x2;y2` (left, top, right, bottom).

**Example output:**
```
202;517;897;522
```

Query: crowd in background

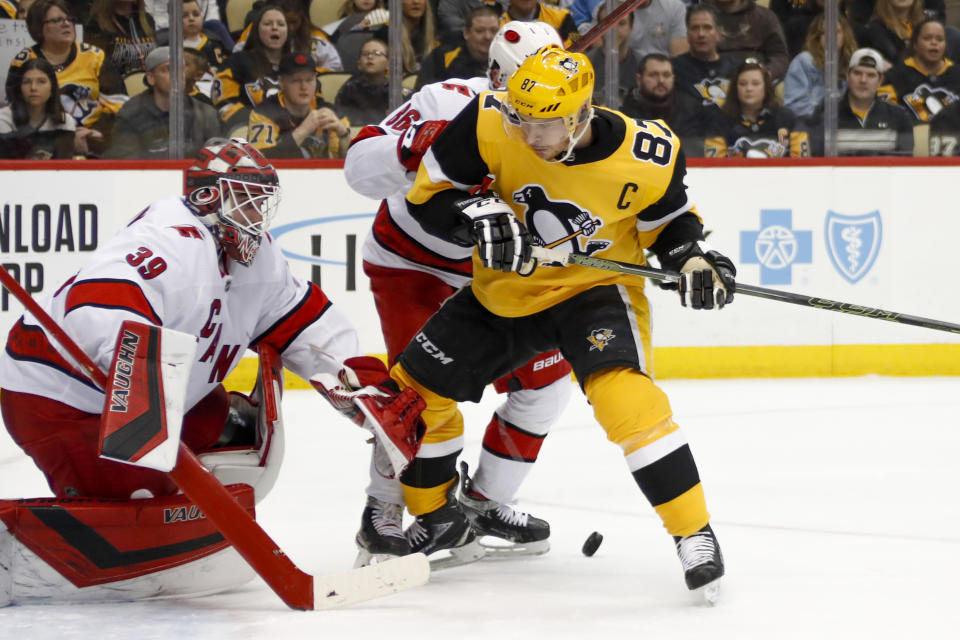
1;0;960;159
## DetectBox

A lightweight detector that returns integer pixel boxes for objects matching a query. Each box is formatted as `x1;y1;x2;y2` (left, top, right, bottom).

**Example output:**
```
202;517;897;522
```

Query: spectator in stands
416;4;498;88
880;18;960;121
234;0;343;71
213;3;292;130
770;0;828;58
0;58;76;158
500;0;578;48
586;7;637;107
847;0;944;27
671;4;736;107
146;0;233;49
7;0;124;157
624;0;688;59
335;37;390;125
182;0;227;70
329;0;387;73
710;0;790;81
783;14;858;120
184;46;215;104
401;0;439;73
619;53;706;152
326;0;381;35
808;47;913;155
108;46;220;158
856;0;923;64
248;51;351;157
84;0;156;77
929;94;960;155
704;58;810;157
15;0;36;19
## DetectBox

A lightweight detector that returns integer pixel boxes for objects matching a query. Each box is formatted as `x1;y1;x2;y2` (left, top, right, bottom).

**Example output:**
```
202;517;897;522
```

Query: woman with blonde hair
857;0;924;63
784;13;859;119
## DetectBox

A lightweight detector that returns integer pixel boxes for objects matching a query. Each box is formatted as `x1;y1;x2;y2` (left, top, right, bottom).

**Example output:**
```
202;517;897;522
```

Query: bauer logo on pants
825;211;882;284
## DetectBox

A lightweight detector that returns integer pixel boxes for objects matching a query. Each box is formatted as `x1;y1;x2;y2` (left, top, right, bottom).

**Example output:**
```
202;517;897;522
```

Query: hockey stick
571;0;647;52
530;246;960;335
0;266;429;610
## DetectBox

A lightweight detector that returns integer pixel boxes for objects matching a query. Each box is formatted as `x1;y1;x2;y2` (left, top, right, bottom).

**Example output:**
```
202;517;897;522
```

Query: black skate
674;523;724;605
458;461;550;559
354;496;411;568
404;476;485;571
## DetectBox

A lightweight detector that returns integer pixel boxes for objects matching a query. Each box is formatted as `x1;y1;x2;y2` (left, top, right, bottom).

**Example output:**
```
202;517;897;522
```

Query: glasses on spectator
43;16;75;25
360;50;387;58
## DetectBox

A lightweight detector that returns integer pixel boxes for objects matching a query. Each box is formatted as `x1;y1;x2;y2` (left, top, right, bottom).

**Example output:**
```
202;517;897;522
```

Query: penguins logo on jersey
730;136;785;158
587;328;616;351
695;78;729;106
903;84;959;121
244;77;281;106
513;185;611;262
60;82;97;125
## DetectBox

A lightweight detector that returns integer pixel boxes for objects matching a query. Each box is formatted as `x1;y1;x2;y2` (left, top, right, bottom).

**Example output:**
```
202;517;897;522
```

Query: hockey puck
581;531;603;557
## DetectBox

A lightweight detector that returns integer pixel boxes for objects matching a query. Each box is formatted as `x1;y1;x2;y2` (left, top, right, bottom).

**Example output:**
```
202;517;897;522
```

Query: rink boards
1;159;958;381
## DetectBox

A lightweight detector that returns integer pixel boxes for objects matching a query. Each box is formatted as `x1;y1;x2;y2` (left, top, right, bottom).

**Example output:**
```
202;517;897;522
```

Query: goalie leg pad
0;487;257;606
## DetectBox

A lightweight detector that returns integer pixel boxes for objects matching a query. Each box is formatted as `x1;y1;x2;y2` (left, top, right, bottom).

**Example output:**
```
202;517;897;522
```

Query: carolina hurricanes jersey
345;75;489;288
406;94;704;318
0;196;359;414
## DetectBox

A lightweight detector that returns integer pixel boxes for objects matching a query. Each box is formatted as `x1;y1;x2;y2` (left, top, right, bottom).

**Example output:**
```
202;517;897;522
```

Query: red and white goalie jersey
345;75;490;288
0;195;359;414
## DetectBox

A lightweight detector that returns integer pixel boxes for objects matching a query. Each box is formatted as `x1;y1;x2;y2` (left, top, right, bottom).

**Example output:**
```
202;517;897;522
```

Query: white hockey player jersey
345;75;490;288
0;195;359;414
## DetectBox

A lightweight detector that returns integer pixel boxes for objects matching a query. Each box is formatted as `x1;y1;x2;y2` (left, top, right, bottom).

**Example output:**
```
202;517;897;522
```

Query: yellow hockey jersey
8;43;126;127
407;92;702;317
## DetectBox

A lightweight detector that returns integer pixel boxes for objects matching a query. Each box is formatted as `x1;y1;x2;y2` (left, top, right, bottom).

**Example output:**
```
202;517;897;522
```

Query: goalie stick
529;245;960;335
0;265;430;611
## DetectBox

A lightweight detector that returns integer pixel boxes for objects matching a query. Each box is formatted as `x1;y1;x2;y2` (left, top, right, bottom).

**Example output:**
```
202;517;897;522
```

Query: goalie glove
454;195;536;275
397;120;449;171
658;241;736;310
311;356;425;476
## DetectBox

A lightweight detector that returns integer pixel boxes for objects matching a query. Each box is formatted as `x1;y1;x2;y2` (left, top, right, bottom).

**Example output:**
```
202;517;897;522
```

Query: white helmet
487;21;563;90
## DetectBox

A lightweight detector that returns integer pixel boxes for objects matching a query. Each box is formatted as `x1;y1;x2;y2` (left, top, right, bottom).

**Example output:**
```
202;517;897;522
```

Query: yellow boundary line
222;344;960;391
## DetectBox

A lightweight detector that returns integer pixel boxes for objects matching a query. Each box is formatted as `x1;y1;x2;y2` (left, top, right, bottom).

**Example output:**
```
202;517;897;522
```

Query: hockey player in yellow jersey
393;44;733;602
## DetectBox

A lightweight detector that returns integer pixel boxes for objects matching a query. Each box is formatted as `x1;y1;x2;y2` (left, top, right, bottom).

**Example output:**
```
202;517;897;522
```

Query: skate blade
428;539;486;571
479;537;550;559
693;578;721;606
353;548;403;569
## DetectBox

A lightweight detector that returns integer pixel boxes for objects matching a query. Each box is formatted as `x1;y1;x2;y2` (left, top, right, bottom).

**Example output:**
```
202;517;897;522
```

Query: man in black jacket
808;47;914;156
108;46;221;158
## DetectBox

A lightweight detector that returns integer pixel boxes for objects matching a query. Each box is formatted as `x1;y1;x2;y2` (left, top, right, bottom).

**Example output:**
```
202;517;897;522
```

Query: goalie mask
184;138;281;266
502;45;595;163
487;21;563;91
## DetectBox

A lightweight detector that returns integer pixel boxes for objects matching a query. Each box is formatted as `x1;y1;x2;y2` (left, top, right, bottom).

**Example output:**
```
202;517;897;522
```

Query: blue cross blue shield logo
741;209;813;285
825;211;882;284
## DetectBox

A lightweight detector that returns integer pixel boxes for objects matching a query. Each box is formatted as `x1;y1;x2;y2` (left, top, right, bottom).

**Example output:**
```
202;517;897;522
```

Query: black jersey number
631;121;674;167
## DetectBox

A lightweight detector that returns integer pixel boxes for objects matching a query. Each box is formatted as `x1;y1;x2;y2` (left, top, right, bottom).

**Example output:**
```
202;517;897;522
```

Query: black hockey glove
455;196;535;274
657;241;736;310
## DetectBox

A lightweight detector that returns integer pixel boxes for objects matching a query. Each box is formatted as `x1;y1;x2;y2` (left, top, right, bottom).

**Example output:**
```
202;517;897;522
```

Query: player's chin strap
529;246;960;335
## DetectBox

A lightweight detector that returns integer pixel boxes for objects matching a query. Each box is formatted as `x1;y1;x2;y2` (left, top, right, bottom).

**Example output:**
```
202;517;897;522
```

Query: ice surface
2;377;959;639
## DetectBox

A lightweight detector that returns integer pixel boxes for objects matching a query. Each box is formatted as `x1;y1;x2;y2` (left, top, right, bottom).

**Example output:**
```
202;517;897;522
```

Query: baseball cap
145;46;169;72
849;48;884;71
279;52;316;76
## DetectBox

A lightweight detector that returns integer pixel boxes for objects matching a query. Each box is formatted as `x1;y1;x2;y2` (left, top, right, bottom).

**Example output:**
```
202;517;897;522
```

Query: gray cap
145;46;170;72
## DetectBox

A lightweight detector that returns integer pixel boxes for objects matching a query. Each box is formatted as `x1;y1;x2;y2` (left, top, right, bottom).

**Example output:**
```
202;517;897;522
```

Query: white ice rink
2;376;959;639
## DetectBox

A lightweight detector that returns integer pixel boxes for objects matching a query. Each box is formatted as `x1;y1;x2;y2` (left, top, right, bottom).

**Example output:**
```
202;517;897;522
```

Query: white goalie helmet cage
487;21;564;90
